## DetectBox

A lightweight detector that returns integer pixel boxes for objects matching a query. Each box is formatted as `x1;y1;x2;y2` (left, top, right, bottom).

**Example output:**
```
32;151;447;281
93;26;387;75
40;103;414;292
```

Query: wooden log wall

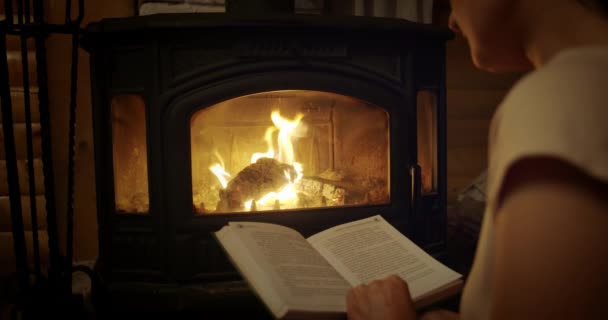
445;36;521;203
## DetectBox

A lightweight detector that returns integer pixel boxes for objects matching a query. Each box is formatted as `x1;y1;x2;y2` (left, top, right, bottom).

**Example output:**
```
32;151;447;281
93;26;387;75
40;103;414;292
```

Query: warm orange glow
111;95;149;214
209;110;305;211
271;110;303;166
189;90;391;214
246;183;299;211
209;151;231;189
251;127;277;163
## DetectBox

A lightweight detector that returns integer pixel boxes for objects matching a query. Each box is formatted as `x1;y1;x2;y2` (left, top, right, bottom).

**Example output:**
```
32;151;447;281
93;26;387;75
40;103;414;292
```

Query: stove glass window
190;90;390;214
111;94;149;214
417;90;438;194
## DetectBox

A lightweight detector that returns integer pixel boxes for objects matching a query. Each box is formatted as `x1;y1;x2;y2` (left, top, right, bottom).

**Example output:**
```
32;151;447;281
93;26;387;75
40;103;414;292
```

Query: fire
209;110;305;211
209;163;230;189
251;127;276;163
254;183;299;208
271;111;302;165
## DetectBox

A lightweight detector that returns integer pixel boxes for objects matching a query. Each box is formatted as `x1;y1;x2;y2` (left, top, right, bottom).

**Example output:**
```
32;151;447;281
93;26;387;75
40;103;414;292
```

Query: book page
223;221;350;313
307;215;461;299
216;226;287;317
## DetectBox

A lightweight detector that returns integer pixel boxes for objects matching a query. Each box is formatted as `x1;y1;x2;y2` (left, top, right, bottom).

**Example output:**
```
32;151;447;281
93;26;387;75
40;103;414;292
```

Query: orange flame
209;151;230;189
211;110;305;211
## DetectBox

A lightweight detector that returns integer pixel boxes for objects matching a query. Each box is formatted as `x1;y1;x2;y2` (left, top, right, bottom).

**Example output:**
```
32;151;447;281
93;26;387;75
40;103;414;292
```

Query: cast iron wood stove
84;12;452;314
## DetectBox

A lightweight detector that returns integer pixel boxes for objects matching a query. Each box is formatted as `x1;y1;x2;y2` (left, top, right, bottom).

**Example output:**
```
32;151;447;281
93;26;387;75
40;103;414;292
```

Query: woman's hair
578;0;608;15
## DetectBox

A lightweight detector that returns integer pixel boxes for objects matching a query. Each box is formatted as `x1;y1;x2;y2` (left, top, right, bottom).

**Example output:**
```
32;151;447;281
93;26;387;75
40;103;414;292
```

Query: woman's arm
491;157;608;319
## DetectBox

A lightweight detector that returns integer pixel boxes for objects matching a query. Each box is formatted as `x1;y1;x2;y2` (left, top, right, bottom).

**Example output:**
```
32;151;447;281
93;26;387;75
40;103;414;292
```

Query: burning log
294;171;387;207
294;177;346;207
216;157;297;211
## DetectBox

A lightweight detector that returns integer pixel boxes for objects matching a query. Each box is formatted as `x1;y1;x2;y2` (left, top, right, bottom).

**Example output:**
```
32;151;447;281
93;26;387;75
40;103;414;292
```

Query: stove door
160;69;414;230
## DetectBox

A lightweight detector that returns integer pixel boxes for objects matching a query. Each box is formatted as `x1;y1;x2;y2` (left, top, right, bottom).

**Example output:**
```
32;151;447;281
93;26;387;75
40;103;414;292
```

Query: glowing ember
209;110;305;211
249;183;299;210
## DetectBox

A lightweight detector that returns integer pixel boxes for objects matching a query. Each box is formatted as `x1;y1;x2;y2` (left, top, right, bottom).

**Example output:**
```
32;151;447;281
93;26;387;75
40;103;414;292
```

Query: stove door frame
151;61;417;279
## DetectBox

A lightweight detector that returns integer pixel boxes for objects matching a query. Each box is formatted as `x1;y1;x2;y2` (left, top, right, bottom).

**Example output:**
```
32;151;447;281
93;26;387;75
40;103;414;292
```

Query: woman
346;0;608;319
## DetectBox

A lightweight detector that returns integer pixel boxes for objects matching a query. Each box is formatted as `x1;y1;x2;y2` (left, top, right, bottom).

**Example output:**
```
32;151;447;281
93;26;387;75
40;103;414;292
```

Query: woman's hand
346;275;417;320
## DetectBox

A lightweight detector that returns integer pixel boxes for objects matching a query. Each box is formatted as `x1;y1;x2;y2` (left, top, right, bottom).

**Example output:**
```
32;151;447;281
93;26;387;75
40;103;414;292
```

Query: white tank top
459;46;608;320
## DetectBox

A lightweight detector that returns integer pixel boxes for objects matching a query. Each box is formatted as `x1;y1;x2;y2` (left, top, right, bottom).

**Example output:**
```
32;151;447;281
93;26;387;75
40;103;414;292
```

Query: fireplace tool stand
0;0;96;318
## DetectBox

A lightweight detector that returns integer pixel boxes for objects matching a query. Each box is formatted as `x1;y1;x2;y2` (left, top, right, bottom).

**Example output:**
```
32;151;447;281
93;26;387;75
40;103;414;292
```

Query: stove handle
410;164;422;217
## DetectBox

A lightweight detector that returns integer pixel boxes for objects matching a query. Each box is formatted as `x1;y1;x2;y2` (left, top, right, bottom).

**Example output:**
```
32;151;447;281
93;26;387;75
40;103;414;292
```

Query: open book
215;215;462;319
